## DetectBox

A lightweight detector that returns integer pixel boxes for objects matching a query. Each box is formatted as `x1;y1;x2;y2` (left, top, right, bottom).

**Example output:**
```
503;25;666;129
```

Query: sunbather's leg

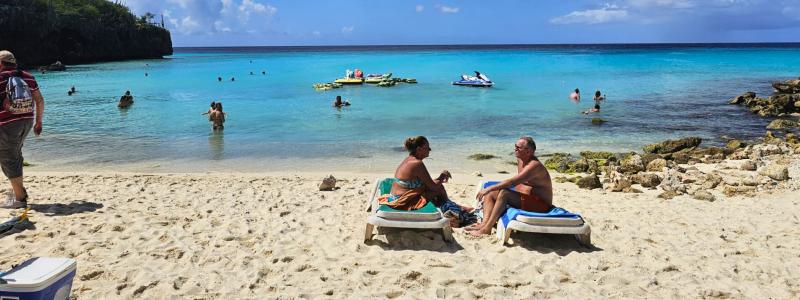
427;182;450;206
471;189;519;236
466;189;499;231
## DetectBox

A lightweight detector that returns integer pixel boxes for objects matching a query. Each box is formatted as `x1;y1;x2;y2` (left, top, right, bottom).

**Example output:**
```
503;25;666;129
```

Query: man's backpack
4;70;34;115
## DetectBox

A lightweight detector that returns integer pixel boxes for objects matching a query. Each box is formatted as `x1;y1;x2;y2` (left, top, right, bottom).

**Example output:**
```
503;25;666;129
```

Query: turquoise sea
26;44;800;172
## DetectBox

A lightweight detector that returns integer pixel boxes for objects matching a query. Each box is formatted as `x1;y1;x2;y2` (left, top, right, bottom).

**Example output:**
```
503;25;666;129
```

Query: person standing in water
332;95;350;108
202;101;216;120
210;102;225;130
570;88;580;102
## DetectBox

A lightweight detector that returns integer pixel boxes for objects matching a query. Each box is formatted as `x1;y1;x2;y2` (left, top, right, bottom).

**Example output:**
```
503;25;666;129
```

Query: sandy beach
2;150;798;299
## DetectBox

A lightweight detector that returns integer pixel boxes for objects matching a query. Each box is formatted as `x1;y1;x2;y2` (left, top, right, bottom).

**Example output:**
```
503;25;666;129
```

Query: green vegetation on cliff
0;0;172;67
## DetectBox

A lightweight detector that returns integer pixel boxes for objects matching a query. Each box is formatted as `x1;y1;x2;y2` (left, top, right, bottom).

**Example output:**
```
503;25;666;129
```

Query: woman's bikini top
395;178;423;189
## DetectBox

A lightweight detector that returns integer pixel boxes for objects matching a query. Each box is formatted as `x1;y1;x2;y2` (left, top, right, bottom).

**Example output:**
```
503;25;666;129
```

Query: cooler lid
1;257;77;288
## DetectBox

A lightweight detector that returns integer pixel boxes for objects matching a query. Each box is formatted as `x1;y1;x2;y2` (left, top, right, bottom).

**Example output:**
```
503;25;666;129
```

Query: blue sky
123;0;800;47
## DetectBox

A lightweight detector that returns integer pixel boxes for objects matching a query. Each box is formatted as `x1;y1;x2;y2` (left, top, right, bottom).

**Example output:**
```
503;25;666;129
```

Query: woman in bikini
384;136;473;227
210;102;225;130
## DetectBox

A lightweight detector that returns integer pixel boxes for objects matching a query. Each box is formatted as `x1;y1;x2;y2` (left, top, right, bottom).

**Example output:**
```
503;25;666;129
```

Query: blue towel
500;206;581;228
481;181;582;227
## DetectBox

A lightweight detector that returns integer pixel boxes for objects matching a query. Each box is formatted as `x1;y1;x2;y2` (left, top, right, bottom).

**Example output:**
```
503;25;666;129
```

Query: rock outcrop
643;137;702;154
0;1;173;67
729;78;800;118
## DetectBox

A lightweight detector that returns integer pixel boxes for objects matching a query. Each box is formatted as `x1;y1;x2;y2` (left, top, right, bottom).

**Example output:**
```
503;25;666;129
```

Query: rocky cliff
0;0;172;67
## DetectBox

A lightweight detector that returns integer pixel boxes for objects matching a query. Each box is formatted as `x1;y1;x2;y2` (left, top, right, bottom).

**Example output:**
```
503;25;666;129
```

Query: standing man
0;50;44;209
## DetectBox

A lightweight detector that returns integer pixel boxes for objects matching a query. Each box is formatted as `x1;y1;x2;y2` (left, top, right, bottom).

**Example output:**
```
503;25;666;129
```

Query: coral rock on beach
319;175;337;191
740;160;758;171
544;153;574;173
643;137;702;154
699;173;723;190
758;163;790;181
692;191;716;202
659;170;687;194
620;154;645;174
634;173;662;188
646;158;667;172
723;185;757;197
579;151;615;160
576;174;602;190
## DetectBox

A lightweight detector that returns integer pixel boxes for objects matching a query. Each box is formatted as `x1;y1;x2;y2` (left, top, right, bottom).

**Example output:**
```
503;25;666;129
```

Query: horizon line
173;42;800;49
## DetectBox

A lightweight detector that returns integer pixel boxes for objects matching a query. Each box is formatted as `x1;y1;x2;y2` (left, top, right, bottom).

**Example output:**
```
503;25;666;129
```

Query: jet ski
452;73;493;87
365;72;392;84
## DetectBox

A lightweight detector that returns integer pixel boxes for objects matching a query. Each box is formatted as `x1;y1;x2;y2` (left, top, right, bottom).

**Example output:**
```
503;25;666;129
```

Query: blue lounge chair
476;181;591;246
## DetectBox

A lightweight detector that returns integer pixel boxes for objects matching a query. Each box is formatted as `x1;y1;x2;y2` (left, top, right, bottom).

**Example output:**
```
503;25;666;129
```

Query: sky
122;0;800;47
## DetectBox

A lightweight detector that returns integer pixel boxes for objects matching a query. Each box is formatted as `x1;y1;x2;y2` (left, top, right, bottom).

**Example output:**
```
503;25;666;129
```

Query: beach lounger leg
496;222;511;245
364;223;374;242
501;229;512;245
575;228;592;247
442;226;453;242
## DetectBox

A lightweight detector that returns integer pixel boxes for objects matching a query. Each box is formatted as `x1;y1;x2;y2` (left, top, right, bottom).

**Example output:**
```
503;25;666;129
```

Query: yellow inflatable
334;78;364;84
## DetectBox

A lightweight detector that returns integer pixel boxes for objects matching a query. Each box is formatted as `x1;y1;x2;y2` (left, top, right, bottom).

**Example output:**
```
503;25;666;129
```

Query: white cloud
312;30;321;36
627;0;695;9
214;20;232;32
416;5;424;12
220;0;234;14
437;5;460;13
341;26;354;33
550;6;629;24
176;15;201;34
237;0;277;22
167;0;192;9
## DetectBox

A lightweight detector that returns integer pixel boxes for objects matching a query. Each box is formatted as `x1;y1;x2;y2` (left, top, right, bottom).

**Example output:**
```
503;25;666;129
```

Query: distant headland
0;0;172;68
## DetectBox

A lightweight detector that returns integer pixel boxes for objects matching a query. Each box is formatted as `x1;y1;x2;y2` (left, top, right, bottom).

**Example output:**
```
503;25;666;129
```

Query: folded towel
500;206;581;228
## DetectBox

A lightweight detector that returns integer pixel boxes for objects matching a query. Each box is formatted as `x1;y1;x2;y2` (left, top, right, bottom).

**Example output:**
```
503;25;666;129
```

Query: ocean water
26;44;800;172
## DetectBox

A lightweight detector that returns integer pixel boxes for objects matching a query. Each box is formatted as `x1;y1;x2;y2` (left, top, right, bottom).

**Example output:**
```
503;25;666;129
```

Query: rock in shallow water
591;118;606;125
766;119;798;130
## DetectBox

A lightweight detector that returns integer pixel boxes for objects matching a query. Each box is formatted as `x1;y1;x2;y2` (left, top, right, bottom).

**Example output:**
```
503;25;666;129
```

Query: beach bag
4;71;34;115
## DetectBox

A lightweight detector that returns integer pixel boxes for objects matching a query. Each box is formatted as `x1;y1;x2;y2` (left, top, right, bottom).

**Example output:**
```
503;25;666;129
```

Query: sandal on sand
1;189;28;209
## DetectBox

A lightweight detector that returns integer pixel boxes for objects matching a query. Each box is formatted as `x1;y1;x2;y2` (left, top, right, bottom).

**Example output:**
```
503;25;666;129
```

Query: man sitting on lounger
468;136;553;236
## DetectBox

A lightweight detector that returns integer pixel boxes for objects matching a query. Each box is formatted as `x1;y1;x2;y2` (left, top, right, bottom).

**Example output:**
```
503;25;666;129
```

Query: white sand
1;164;799;298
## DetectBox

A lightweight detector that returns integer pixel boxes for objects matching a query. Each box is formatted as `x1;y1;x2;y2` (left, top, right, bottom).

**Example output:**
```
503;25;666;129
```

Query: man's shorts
0;120;32;178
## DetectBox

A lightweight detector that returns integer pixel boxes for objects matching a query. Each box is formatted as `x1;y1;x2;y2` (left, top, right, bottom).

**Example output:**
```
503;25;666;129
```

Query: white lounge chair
364;178;453;242
475;181;591;246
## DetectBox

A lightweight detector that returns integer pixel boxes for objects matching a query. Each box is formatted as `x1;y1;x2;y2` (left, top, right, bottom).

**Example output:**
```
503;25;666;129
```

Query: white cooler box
0;257;77;300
